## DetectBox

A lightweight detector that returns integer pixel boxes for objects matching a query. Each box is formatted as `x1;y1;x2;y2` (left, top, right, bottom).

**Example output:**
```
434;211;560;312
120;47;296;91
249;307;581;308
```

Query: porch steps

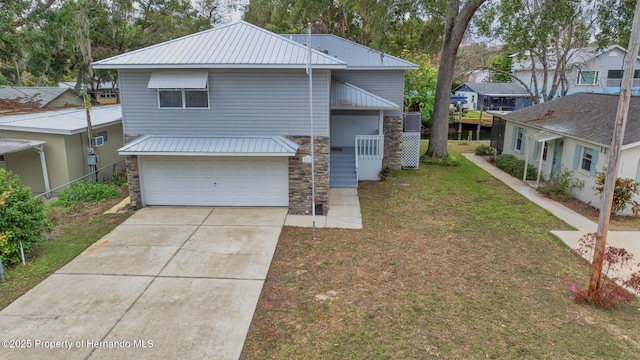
330;150;357;188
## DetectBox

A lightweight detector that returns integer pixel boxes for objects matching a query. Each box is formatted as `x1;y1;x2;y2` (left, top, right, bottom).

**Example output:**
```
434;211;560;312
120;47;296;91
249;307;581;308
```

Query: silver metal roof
0;105;122;135
0;138;46;155
119;135;300;156
0;86;78;107
331;79;400;110
285;34;418;70
93;21;346;70
455;82;530;96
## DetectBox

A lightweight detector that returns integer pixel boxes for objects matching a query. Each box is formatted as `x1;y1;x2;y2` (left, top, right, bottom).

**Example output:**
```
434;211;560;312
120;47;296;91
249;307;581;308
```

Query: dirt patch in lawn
242;153;640;359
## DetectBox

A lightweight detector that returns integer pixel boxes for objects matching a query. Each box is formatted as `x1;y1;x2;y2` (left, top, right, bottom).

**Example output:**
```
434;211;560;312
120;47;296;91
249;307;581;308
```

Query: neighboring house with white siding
92;21;417;214
490;93;640;215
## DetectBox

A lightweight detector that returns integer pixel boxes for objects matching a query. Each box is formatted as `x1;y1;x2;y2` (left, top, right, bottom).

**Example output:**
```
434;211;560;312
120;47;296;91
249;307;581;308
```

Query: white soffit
147;70;209;89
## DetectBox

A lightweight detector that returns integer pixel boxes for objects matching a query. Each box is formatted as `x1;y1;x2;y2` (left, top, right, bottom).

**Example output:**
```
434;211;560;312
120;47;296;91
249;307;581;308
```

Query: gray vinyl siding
119;69;330;136
332;70;404;117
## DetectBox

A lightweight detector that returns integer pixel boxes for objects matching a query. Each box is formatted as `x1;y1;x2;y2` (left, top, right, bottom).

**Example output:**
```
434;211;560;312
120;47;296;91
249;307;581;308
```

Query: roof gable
92;21;346;69
500;93;640;146
284;34;418;70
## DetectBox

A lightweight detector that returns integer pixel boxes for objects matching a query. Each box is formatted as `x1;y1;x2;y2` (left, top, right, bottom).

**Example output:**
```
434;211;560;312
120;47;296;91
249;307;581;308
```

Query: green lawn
0;201;131;310
242;143;640;359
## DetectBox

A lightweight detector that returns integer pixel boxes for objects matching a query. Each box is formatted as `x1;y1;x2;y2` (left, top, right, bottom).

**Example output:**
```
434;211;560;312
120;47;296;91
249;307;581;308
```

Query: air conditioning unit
403;112;421;132
93;136;105;147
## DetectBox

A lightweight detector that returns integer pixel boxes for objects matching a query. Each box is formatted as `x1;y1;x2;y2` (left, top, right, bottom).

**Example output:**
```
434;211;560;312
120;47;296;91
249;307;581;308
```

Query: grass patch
242;142;640;359
0;199;131;309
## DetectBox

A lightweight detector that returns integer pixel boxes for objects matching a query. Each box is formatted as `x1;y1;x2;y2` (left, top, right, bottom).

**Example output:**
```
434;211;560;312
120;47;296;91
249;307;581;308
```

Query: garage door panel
140;156;288;206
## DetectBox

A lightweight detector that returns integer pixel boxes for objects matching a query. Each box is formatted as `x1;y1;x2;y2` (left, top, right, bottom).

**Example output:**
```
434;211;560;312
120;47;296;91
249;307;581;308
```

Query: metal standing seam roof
285;34;418;70
331;79;400;110
118;135;300;156
0;105;122;135
0;86;78;107
92;21;346;69
499;92;640;147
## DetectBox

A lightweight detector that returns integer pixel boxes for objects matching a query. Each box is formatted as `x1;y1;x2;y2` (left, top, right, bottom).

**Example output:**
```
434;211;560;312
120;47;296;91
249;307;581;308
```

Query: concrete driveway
0;206;287;360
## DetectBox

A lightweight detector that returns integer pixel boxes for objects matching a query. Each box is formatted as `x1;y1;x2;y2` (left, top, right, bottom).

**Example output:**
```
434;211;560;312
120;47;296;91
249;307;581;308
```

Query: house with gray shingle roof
92;21;417;214
491;92;640;214
453;82;533;111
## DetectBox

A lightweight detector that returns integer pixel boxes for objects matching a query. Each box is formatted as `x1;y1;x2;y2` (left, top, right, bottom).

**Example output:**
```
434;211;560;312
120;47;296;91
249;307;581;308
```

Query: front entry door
551;139;564;178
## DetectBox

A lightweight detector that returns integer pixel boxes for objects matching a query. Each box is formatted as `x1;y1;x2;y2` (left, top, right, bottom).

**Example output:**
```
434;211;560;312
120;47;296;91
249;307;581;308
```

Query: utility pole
588;0;640;295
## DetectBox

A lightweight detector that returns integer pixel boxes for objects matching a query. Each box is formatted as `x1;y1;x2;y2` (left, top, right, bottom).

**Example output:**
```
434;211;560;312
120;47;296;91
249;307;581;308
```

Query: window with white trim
577;70;598;85
515;128;525;151
581;147;594;171
158;88;209;108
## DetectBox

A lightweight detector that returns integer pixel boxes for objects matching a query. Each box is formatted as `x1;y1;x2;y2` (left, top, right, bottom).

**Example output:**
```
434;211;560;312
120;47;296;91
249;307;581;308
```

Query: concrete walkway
0;206;287;360
285;188;362;229
464;154;640;292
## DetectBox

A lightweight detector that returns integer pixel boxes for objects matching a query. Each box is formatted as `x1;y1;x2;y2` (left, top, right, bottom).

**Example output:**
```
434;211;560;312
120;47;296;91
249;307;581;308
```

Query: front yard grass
242;143;640;359
0;200;131;310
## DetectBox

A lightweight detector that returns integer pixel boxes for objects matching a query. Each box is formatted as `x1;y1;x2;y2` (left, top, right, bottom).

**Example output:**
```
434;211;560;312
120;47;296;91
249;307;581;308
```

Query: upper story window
148;70;209;109
606;69;640;87
577;70;598;85
158;89;209;108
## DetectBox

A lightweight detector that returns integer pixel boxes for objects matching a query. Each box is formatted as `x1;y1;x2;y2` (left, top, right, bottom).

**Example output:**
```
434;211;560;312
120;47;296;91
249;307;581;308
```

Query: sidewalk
464;154;640;293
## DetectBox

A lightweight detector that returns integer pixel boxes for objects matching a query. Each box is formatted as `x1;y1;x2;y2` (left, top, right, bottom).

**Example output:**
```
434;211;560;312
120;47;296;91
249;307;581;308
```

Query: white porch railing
355;135;384;180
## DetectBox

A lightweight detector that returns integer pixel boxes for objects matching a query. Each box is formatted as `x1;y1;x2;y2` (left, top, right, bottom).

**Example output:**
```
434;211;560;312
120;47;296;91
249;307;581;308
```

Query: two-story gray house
92;21;417;214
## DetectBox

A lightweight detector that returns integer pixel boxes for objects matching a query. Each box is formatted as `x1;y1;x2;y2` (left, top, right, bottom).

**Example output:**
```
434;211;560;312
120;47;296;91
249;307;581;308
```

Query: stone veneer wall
123;134;142;206
285;136;330;215
383;116;403;170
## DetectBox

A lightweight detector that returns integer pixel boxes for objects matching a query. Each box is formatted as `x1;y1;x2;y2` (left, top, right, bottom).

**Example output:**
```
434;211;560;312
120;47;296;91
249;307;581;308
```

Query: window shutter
573;144;582;169
533;141;540;160
590;149;599;176
521;129;527;151
636;159;640;182
511;126;517;150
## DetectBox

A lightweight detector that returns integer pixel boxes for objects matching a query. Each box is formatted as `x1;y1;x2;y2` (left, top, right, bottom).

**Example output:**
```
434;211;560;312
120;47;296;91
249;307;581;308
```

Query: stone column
123;134;141;206
383;116;403;170
285;136;330;215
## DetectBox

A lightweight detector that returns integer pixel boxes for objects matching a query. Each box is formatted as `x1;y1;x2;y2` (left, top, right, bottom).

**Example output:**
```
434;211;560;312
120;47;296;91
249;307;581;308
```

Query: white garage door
139;156;289;206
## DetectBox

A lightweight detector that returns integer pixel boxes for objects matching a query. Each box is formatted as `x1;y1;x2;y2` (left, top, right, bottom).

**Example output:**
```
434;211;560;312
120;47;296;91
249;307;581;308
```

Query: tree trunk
427;0;487;158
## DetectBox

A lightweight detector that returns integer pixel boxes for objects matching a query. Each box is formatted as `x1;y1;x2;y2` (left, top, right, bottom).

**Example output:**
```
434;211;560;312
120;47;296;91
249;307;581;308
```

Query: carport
0;138;50;196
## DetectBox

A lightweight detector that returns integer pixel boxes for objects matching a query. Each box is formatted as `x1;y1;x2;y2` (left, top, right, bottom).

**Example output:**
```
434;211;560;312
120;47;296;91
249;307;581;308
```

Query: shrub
495;154;537;180
595;173;640;215
52;181;120;206
421;153;461;167
573;233;640;308
474;144;494;156
537;169;583;201
0;169;49;265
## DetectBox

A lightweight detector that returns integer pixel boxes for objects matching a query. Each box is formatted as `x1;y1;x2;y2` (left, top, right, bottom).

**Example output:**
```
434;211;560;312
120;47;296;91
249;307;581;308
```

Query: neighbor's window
581;147;594;171
577;71;598;85
516;128;525;151
159;88;208;108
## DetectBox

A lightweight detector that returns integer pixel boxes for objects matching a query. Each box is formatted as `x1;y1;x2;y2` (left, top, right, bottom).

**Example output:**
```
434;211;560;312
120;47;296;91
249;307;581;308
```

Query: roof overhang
331;79;400;110
0;138;46;155
528;131;563;143
119;135;300;156
0;119;122;135
93;64;347;70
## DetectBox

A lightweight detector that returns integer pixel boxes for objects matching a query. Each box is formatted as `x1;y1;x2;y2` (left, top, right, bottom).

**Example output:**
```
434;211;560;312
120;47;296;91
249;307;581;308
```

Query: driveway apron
0;206;287;360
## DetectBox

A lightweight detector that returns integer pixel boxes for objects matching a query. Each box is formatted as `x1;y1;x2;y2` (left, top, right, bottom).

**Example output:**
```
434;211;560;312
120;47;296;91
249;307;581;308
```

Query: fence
33;159;126;200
